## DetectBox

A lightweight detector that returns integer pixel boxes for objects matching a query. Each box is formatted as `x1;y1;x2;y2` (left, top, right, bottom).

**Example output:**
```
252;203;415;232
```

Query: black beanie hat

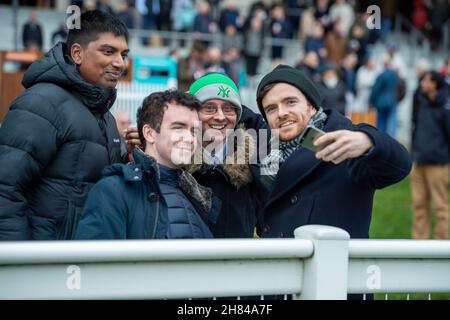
256;64;323;119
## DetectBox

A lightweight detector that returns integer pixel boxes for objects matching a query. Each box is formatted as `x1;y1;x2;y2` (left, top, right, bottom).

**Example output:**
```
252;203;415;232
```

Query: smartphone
299;125;326;152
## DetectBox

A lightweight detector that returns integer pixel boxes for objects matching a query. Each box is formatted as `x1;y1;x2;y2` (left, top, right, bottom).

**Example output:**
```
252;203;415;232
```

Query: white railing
0;225;449;300
348;240;450;295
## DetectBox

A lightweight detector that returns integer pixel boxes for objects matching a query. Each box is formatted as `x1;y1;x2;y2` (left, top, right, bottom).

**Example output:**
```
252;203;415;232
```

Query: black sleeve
0;93;60;240
443;100;450;155
347;123;412;189
238;105;268;131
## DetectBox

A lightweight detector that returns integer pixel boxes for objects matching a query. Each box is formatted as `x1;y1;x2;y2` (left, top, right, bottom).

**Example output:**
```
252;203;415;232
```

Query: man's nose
213;107;226;120
179;128;195;143
112;54;126;70
277;105;288;118
185;131;195;142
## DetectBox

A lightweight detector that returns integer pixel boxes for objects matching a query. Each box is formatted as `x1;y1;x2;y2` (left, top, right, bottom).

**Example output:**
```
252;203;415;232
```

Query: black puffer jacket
0;42;122;240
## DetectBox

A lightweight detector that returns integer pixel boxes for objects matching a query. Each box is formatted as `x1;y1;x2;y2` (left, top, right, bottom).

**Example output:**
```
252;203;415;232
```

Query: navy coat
369;68;398;111
75;149;219;240
260;110;412;239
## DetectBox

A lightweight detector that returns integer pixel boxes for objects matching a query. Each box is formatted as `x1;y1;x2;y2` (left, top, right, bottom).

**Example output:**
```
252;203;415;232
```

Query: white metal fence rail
0;225;449;300
348;240;450;295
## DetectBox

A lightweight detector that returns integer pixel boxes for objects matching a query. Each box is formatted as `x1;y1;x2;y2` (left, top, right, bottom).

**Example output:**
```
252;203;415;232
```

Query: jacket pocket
56;201;82;240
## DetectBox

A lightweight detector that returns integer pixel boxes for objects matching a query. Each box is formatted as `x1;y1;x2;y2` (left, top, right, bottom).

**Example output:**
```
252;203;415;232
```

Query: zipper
151;200;160;238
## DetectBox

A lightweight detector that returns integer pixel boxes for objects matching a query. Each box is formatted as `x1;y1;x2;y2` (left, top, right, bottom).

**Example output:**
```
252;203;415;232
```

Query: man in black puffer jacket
0;10;130;240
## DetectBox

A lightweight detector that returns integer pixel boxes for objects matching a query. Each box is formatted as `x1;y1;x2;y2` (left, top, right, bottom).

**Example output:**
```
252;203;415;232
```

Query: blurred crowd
19;0;450;140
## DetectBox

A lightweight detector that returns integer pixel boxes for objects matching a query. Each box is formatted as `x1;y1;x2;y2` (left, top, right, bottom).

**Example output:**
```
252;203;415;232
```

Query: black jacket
411;89;450;164
189;106;269;238
260;109;412;239
0;42;122;240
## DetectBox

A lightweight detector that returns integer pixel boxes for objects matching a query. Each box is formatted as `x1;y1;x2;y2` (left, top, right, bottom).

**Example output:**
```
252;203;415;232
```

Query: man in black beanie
256;64;412;241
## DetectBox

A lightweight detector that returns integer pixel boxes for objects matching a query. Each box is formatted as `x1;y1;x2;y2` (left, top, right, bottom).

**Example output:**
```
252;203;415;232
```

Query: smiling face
71;32;129;88
144;103;199;168
198;99;238;147
261;83;316;141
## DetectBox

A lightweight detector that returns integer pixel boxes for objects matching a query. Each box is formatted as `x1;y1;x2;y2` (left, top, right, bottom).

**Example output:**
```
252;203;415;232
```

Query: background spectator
304;21;327;62
177;41;207;91
117;0;135;29
219;0;242;33
329;0;355;36
172;0;196;32
317;64;347;115
325;19;348;65
194;1;215;46
410;71;450;240
22;11;43;51
96;0;115;15
243;15;264;77
353;56;379;113
269;3;293;60
369;57;399;138
295;50;320;82
51;23;68;46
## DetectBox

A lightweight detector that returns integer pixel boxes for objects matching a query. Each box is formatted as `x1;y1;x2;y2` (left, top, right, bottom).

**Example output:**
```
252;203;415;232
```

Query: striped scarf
260;108;327;189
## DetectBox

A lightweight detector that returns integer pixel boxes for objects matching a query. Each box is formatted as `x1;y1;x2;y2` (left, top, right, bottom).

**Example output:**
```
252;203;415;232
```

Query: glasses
200;103;238;116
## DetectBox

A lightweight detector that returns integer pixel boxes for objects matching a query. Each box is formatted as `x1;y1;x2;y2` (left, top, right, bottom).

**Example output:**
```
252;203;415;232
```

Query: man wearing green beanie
188;73;268;238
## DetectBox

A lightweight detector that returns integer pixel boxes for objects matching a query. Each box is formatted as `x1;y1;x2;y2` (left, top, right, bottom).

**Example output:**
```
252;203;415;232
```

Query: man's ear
70;43;83;65
143;124;157;145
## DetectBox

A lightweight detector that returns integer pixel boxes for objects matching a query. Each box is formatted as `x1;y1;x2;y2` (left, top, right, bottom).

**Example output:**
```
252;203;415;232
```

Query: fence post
294;225;350;300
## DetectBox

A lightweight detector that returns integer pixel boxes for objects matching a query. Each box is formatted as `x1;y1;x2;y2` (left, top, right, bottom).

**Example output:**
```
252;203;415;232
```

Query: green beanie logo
217;85;231;98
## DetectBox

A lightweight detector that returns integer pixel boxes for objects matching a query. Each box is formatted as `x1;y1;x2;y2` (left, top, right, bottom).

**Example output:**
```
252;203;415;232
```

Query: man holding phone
257;65;412;239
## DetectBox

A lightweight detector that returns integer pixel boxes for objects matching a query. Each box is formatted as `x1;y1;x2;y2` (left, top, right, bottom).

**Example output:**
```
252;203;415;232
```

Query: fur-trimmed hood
187;124;257;189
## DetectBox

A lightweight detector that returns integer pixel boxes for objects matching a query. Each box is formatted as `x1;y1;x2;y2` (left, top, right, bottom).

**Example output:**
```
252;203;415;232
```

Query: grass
370;176;414;239
369;175;450;300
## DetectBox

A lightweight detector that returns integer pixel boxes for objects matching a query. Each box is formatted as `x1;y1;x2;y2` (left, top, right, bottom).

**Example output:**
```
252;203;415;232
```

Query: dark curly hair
137;90;202;149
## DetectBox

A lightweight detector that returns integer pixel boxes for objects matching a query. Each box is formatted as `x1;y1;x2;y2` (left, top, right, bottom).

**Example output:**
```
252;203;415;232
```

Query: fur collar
188;124;257;189
179;171;215;214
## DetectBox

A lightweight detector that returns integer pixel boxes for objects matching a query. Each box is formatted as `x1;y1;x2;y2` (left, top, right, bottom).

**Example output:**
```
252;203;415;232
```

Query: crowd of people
21;1;449;114
4;3;450;246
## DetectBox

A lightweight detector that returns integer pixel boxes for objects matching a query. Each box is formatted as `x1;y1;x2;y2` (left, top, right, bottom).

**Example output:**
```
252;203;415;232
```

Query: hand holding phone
299;125;327;152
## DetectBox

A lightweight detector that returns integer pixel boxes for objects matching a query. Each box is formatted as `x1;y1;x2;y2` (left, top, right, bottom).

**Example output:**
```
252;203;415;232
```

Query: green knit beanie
188;73;242;122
